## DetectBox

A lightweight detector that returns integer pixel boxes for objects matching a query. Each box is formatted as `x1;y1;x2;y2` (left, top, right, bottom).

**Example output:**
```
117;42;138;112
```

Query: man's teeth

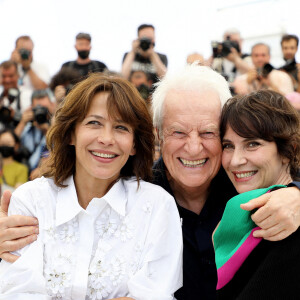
91;152;116;158
235;171;256;178
180;158;207;167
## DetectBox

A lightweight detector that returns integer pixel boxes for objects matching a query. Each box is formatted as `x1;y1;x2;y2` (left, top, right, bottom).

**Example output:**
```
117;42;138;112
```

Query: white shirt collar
56;176;82;227
100;179;127;217
56;177;128;226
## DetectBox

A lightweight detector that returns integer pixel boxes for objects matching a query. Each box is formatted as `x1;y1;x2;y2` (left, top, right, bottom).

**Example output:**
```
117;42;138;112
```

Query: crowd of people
0;24;300;299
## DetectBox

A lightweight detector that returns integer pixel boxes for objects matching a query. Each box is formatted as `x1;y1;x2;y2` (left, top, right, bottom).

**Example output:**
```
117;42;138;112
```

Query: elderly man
0;65;300;299
151;64;300;299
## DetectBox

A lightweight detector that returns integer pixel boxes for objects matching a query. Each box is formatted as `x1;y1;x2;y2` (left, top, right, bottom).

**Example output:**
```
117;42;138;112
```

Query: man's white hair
152;64;232;134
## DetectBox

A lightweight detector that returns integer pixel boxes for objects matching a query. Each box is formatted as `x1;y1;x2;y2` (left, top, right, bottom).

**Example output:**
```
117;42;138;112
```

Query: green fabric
213;185;286;269
0;160;28;188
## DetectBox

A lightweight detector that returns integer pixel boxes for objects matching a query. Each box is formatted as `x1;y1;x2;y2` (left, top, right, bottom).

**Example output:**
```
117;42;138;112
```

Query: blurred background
0;0;299;75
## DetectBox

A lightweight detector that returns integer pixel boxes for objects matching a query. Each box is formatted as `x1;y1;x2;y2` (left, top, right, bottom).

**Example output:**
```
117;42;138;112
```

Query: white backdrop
0;0;299;76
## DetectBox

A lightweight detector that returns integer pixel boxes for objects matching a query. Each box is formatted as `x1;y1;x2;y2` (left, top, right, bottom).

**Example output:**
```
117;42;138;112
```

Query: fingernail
34;219;38;225
35;228;39;234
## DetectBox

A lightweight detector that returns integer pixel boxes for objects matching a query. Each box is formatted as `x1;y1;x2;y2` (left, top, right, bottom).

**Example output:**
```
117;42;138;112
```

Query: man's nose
184;134;203;156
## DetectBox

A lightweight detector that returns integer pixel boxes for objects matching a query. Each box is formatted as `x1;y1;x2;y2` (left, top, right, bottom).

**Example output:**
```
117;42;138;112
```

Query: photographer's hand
121;40;140;80
149;47;167;78
227;48;252;74
10;49;21;63
131;39;140;54
226;47;240;62
247;69;258;84
34;121;50;135
14;108;34;137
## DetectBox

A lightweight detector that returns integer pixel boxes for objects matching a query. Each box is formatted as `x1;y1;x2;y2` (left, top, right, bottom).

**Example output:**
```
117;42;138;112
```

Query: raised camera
32;105;49;124
139;37;152;51
211;38;240;58
19;48;31;60
257;63;274;79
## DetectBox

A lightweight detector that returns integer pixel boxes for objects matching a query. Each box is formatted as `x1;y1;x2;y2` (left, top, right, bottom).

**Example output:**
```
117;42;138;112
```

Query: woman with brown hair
214;90;300;299
0;74;183;299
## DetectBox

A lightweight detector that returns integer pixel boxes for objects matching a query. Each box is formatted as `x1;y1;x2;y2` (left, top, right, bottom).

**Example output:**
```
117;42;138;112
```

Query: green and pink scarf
213;185;286;290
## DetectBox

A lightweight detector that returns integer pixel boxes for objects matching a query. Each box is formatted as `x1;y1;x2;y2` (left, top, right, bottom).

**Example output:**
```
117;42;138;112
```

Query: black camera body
281;59;297;73
212;38;241;58
32;105;49;124
139;37;153;51
19;48;31;60
0;106;13;124
257;63;274;79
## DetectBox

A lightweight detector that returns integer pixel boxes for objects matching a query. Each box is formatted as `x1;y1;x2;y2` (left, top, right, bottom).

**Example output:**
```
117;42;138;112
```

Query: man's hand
241;186;300;241
226;47;240;63
21;107;34;124
0;190;39;263
131;39;140;54
247;69;258;84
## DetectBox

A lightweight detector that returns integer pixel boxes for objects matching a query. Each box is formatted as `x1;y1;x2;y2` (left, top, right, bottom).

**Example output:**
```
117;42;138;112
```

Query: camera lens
139;38;152;51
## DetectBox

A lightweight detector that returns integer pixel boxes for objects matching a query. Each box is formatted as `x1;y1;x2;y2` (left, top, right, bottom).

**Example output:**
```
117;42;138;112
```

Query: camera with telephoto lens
211;36;241;58
256;63;274;79
139;37;152;51
0;88;21;124
32;105;49;124
18;48;31;60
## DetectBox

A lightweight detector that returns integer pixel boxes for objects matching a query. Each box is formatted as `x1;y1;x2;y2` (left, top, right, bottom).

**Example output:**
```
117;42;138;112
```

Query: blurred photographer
233;43;294;96
279;34;300;92
0;61;32;130
211;28;252;83
61;33;107;78
122;24;167;84
49;67;81;105
14;89;55;174
129;70;152;103
10;36;50;91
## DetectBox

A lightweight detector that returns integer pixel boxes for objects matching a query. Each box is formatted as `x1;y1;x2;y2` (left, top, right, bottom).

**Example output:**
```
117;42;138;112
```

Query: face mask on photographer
0;146;14;158
77;50;90;59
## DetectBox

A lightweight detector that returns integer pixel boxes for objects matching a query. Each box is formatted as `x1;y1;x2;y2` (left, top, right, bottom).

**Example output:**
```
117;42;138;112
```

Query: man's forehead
17;39;33;50
282;39;297;47
138;27;155;37
1;66;17;75
252;45;269;55
164;88;221;107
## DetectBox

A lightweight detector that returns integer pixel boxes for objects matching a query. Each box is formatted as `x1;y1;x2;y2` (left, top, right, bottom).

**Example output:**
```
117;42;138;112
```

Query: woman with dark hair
0;74;183;299
0;129;28;191
213;90;300;299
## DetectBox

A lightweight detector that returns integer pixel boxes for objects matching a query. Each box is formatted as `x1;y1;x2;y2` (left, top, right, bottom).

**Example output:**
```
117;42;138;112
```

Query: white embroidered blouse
0;176;183;300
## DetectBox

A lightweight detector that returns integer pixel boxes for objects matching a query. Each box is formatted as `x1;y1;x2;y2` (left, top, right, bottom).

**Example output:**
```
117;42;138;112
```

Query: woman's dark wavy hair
43;73;154;187
220;90;300;180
